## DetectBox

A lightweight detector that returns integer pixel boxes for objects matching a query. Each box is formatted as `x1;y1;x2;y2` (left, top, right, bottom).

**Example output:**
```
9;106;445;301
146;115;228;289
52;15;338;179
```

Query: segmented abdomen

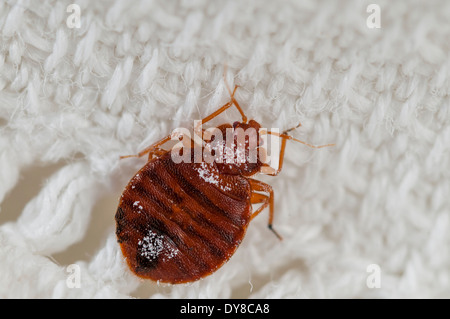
115;153;252;283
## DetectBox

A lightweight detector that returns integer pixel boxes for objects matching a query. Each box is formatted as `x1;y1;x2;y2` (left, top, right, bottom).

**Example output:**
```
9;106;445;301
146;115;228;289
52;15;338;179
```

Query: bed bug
115;80;334;284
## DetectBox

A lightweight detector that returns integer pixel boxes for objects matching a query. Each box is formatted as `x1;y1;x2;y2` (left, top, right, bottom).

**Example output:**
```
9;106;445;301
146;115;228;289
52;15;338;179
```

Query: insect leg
249;179;282;240
259;123;299;176
223;64;248;123
119;135;172;159
260;135;287;176
263;130;335;149
121;110;226;161
121;72;249;161
120;130;198;160
196;101;232;128
260;123;334;176
196;83;247;131
250;193;270;218
225;84;247;123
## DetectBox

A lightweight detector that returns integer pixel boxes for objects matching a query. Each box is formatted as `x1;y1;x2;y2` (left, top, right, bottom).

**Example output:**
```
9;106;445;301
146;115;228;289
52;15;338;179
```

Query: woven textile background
0;0;449;298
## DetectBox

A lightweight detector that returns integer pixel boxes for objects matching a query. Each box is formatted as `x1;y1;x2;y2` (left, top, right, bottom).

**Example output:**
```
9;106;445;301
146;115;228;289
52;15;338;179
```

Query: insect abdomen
116;154;252;283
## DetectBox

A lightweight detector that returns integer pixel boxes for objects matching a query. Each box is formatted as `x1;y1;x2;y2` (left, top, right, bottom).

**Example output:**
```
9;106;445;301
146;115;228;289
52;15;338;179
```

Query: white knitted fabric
1;0;449;298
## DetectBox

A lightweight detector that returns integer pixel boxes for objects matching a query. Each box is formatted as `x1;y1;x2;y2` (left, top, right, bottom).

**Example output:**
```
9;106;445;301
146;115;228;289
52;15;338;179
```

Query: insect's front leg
249;179;282;240
120;130;195;161
119;134;172;160
260;137;287;176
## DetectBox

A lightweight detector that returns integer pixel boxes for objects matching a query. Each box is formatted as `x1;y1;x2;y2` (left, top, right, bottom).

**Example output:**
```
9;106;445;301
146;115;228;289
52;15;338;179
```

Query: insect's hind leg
249;179;282;240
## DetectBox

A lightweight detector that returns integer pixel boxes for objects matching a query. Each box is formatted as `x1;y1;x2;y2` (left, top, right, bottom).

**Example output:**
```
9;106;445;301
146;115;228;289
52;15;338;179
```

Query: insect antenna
261;123;335;149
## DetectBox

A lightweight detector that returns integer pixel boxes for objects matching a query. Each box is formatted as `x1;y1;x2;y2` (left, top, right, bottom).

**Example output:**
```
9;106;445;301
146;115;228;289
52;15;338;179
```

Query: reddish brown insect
115;81;333;284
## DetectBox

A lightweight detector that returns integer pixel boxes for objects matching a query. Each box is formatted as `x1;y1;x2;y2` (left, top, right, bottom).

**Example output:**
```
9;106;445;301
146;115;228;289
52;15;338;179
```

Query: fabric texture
0;0;449;298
